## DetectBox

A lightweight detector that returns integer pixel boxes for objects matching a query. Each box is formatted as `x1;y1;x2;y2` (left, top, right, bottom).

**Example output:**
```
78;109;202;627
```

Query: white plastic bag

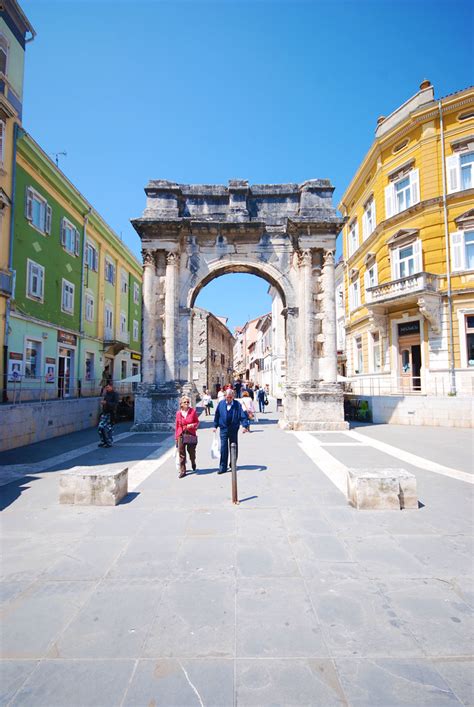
211;435;220;460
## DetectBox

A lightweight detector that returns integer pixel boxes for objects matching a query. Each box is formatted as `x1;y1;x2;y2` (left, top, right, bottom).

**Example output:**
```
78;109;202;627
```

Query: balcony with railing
366;272;438;306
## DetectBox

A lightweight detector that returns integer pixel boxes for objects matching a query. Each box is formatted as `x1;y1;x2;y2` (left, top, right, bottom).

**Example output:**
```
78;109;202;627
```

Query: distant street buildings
192;306;234;395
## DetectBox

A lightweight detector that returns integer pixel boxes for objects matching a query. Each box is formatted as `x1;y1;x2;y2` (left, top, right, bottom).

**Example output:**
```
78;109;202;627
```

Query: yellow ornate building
339;81;474;400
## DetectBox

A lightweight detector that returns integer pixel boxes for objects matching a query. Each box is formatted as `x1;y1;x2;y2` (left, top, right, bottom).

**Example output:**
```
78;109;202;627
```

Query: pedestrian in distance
202;389;212;416
234;377;242;399
213;388;249;474
175;395;199;478
98;382;119;447
247;383;255;400
240;390;256;431
257;385;267;413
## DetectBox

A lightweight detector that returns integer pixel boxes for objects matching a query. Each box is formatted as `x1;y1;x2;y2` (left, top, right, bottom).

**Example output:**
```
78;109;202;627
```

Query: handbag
182;433;198;445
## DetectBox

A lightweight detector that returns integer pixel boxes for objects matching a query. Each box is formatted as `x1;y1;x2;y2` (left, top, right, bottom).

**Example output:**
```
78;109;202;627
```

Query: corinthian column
141;249;156;384
298;249;313;383
321;249;337;383
164;251;179;381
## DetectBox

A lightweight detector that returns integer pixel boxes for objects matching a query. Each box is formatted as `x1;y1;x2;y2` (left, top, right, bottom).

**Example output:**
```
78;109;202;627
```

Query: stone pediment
386;228;419;246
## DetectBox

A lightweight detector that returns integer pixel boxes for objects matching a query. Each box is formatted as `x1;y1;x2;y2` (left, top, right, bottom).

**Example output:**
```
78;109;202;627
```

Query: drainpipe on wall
77;207;92;397
2;122;21;403
439;100;457;396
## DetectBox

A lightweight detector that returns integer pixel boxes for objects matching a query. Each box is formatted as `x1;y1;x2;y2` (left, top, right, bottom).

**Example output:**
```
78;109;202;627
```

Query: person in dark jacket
98;383;119;447
256;385;267;413
213;389;248;474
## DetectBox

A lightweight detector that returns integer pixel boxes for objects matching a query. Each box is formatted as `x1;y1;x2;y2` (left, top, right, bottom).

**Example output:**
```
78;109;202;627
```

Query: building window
85;241;98;271
447;151;474;193
354;336;363;374
105;258;115;284
221;353;225;365
364;262;378;302
133;319;139;341
0;120;5;165
371;331;381;373
347;220;359;257
349;277;361;311
121;271;128;294
120;312;127;339
121;360;127;379
465;315;474;367
25;187;52;235
0;34;8;75
26;259;45;301
362;198;376;240
133;282;140;304
391;239;422;280
85;352;94;381
61;279;75;314
451;230;474;271
132;362;139;377
85;293;94;322
105;304;113;335
385;168;420;218
60;217;80;256
25;339;41;378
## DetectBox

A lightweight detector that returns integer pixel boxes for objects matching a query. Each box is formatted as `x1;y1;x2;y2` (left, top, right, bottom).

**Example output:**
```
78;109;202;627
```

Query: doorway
58;347;74;398
397;321;421;391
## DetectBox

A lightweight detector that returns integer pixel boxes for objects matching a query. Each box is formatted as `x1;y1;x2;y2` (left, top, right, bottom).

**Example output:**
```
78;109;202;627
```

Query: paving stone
343;534;428;577
236;658;347;706
42;535;129;580
0;581;31;607
123;658;234;706
236;577;327;658
143;576;235;658
236;535;300;577
106;533;182;579
289;534;353;576
9;660;134;707
173;536;236;577
432;658;474;706
281;507;334;535
0;581;95;659
0;661;38;706
185;508;236;536
51;579;163;659
139;508;191;535
335;657;463;705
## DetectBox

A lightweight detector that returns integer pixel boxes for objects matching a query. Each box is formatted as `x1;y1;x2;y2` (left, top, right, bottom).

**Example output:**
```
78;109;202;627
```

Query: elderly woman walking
175;395;200;478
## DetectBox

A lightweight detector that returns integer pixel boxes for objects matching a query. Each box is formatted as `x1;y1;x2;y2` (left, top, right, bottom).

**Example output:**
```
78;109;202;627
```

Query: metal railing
3;378;138;406
345;374;474;397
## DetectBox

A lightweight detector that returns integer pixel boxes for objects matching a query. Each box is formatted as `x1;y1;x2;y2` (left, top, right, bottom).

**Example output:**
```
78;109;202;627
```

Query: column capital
166;251;180;266
142;248;155;266
297;249;312;268
323;249;336;267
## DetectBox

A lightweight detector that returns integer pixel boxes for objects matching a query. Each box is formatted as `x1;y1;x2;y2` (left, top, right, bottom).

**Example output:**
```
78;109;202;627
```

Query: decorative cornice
418;293;442;334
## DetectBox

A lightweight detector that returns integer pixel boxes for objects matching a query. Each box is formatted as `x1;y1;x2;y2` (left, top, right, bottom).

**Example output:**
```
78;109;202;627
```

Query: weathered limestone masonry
131;179;347;431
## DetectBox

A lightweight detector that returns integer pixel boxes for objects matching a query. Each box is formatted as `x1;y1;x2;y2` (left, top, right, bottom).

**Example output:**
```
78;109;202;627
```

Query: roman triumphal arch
131;178;348;431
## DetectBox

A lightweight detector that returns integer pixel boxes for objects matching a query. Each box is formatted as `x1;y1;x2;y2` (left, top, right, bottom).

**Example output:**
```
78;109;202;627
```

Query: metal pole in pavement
230;442;238;505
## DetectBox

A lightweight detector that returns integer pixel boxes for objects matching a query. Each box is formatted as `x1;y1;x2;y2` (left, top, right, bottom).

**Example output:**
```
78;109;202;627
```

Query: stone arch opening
132;178;347;431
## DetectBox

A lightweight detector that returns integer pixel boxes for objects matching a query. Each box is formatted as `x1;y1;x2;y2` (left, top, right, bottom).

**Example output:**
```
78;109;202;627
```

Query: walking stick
230;442;239;505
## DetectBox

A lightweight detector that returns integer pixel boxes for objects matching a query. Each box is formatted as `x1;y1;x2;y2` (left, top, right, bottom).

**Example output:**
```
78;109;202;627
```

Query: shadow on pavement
118;491;141;505
0;475;40;511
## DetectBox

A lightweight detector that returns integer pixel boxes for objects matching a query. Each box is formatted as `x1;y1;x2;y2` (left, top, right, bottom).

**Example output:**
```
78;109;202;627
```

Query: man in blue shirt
213;388;248;474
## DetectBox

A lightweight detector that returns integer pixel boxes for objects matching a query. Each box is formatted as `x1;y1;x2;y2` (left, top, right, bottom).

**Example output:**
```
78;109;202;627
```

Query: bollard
230;442;239;505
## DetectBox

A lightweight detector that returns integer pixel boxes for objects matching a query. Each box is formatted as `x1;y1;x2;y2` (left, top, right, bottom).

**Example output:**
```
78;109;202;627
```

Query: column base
132;382;181;432
281;382;349;431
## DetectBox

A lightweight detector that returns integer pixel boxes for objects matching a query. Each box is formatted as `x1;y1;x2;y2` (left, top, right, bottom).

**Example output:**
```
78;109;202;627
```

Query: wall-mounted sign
57;330;77;346
398;321;420;337
8;352;23;381
131;352;142;361
45;357;56;383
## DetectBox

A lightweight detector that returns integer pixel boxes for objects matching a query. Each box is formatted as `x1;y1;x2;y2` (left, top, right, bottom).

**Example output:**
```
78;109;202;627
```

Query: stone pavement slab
0;411;472;705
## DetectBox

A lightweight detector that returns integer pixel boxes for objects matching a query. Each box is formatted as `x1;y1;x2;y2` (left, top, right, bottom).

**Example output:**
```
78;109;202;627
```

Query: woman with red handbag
175;395;200;478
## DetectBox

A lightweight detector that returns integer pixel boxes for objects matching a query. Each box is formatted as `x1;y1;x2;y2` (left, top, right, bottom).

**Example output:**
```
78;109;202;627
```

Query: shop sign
57;330;77;346
131;352;142;361
398;321;420;337
8;352;23;381
45;357;56;383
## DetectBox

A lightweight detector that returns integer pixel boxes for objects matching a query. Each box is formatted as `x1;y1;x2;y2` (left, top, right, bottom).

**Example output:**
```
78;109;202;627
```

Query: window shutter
446;154;460;194
60;218;66;245
450;231;464;271
372;199;377;230
373;261;378;285
354;221;359;249
93;250;98;271
410;168;420;205
364;269;369;297
45;204;52;235
385;184;394;219
362;210;368;240
413;239;423;273
348;283;353;311
25;187;33;220
75;229;80;256
38;266;44;296
391;247;400;280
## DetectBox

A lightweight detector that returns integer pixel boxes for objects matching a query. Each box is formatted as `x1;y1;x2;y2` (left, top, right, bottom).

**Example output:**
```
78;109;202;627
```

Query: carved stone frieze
368;311;388;338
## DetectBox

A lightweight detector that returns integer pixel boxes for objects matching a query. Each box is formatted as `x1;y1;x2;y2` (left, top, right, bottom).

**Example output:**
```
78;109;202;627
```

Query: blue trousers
219;428;238;472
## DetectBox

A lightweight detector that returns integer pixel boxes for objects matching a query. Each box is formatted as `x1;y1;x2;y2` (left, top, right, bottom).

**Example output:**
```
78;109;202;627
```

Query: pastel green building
8;130;142;400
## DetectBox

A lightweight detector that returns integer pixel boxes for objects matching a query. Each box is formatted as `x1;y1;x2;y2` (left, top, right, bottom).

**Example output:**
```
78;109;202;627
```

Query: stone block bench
59;465;128;506
347;468;418;510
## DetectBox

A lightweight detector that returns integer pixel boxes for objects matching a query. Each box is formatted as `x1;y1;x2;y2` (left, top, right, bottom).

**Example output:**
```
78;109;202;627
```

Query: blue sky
22;0;473;330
